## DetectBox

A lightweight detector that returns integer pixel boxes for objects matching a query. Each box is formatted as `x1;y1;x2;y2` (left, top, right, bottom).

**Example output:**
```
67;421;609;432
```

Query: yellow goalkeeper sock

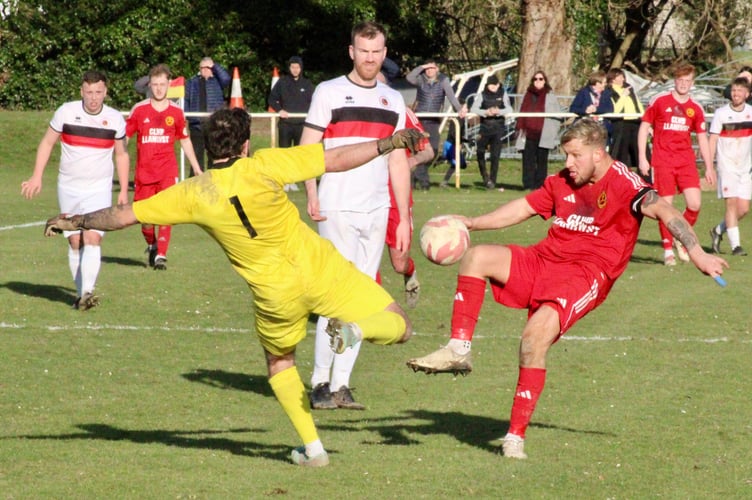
356;310;406;345
269;366;318;445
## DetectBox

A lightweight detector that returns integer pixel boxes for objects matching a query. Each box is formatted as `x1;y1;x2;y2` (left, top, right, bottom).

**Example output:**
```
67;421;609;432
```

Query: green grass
2;112;752;498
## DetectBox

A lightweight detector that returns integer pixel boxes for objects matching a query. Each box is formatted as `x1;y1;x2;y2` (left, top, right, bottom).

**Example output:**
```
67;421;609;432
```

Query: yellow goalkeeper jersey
133;143;393;354
133;143;330;300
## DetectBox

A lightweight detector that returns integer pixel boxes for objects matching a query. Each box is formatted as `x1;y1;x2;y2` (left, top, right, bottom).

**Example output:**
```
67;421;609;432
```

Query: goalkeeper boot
326;319;361;354
290;446;329;467
406;346;472;376
501;434;527;460
331;386;365;410
404;272;420;309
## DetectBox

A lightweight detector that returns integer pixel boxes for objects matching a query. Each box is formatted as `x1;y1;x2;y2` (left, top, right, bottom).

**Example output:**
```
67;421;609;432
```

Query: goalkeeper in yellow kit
45;108;426;467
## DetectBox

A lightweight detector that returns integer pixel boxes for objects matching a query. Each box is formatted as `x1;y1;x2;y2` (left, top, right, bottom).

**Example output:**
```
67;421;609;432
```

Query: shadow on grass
628;255;663;265
181;368;273;397
10;424;294;464
101;255;146;267
636;238;662;248
5;411;612;461
319;409;613;454
0;281;76;305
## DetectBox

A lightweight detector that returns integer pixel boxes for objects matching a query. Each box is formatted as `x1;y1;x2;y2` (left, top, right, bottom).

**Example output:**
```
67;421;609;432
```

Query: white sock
330;341;361;391
447;338;472;354
68;247;81;296
80;245;101;294
305;439;325;457
715;221;727;235
664;249;674;259
311;316;334;387
728;226;741;249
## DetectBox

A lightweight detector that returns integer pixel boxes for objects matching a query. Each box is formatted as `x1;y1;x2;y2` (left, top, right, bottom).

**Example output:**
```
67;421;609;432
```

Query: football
419;215;470;265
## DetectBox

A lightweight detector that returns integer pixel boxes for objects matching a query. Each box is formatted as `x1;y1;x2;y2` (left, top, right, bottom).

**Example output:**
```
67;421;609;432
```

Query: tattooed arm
639;190;728;276
45;204;139;236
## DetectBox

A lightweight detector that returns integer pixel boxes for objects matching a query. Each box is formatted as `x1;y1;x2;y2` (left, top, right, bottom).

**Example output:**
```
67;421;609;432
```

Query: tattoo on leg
641;190;660;208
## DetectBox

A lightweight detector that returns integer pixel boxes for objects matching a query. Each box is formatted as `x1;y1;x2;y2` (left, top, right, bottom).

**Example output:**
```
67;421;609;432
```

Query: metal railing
185;100;719;186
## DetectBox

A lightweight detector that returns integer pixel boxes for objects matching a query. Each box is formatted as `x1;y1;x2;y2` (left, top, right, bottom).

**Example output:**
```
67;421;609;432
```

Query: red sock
683;208;699;227
156;225;171;256
508;367;546;438
658;221;672;251
450;275;486;341
404;257;415;277
375;271;382;285
142;225;156;246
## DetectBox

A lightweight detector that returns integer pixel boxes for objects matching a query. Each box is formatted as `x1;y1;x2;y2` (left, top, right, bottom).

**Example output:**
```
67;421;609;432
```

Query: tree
517;0;574;95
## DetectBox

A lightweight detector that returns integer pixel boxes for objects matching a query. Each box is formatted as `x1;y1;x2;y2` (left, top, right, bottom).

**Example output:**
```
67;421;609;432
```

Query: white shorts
317;207;389;278
717;168;752;200
57;184;112;238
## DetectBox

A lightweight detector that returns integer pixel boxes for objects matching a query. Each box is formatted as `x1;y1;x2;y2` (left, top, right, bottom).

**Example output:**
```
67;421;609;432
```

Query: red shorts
134;177;177;202
651;163;700;197
490;245;614;338
385;206;414;250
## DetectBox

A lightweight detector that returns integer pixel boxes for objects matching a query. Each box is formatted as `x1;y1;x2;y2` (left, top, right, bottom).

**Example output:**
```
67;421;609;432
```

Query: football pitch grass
1;111;751;497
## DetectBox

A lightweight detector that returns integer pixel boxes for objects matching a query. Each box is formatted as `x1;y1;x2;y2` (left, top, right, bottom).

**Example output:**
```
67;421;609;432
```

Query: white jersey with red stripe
50;100;126;193
709;102;752;174
304;75;406;212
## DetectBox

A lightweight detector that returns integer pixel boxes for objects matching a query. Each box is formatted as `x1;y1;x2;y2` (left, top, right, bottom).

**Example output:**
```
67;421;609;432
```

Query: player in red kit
407;118;726;459
126;64;202;270
377;70;434;308
638;63;714;266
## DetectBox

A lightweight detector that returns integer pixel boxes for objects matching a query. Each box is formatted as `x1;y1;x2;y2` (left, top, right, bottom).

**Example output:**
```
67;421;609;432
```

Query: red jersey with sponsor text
526;161;651;280
126;99;189;184
641;91;707;169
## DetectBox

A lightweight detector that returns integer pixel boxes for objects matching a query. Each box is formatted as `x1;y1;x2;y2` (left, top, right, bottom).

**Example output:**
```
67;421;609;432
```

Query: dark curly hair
203;108;251;162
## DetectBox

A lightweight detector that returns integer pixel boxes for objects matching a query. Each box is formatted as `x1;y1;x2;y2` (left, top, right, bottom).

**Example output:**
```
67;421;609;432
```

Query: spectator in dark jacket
569;70;606;119
184;57;231;172
268;56;315;191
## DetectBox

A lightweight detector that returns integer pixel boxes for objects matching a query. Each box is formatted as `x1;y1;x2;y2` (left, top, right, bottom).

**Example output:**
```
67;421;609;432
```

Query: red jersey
526;161;651;280
388;108;427;208
641;91;707;169
126;99;189;184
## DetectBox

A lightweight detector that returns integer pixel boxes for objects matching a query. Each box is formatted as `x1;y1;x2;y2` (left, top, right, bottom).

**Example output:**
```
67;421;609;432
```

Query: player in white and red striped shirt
22;70;130;310
708;77;752;255
301;21;410;411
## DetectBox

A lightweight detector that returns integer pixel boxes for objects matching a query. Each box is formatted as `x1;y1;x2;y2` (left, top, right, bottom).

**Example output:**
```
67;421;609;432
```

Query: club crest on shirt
165;116;174;127
686;108;695;118
597;191;607;208
380;96;390;107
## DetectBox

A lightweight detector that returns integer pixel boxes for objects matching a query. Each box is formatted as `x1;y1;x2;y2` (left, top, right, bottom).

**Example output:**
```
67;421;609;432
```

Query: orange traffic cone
270;66;280;89
229;67;244;109
267;66;280;112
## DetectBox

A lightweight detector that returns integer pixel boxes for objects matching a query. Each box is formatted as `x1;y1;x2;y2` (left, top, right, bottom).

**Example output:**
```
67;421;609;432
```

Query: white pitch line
0;221;45;231
0;322;253;334
0;322;746;343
